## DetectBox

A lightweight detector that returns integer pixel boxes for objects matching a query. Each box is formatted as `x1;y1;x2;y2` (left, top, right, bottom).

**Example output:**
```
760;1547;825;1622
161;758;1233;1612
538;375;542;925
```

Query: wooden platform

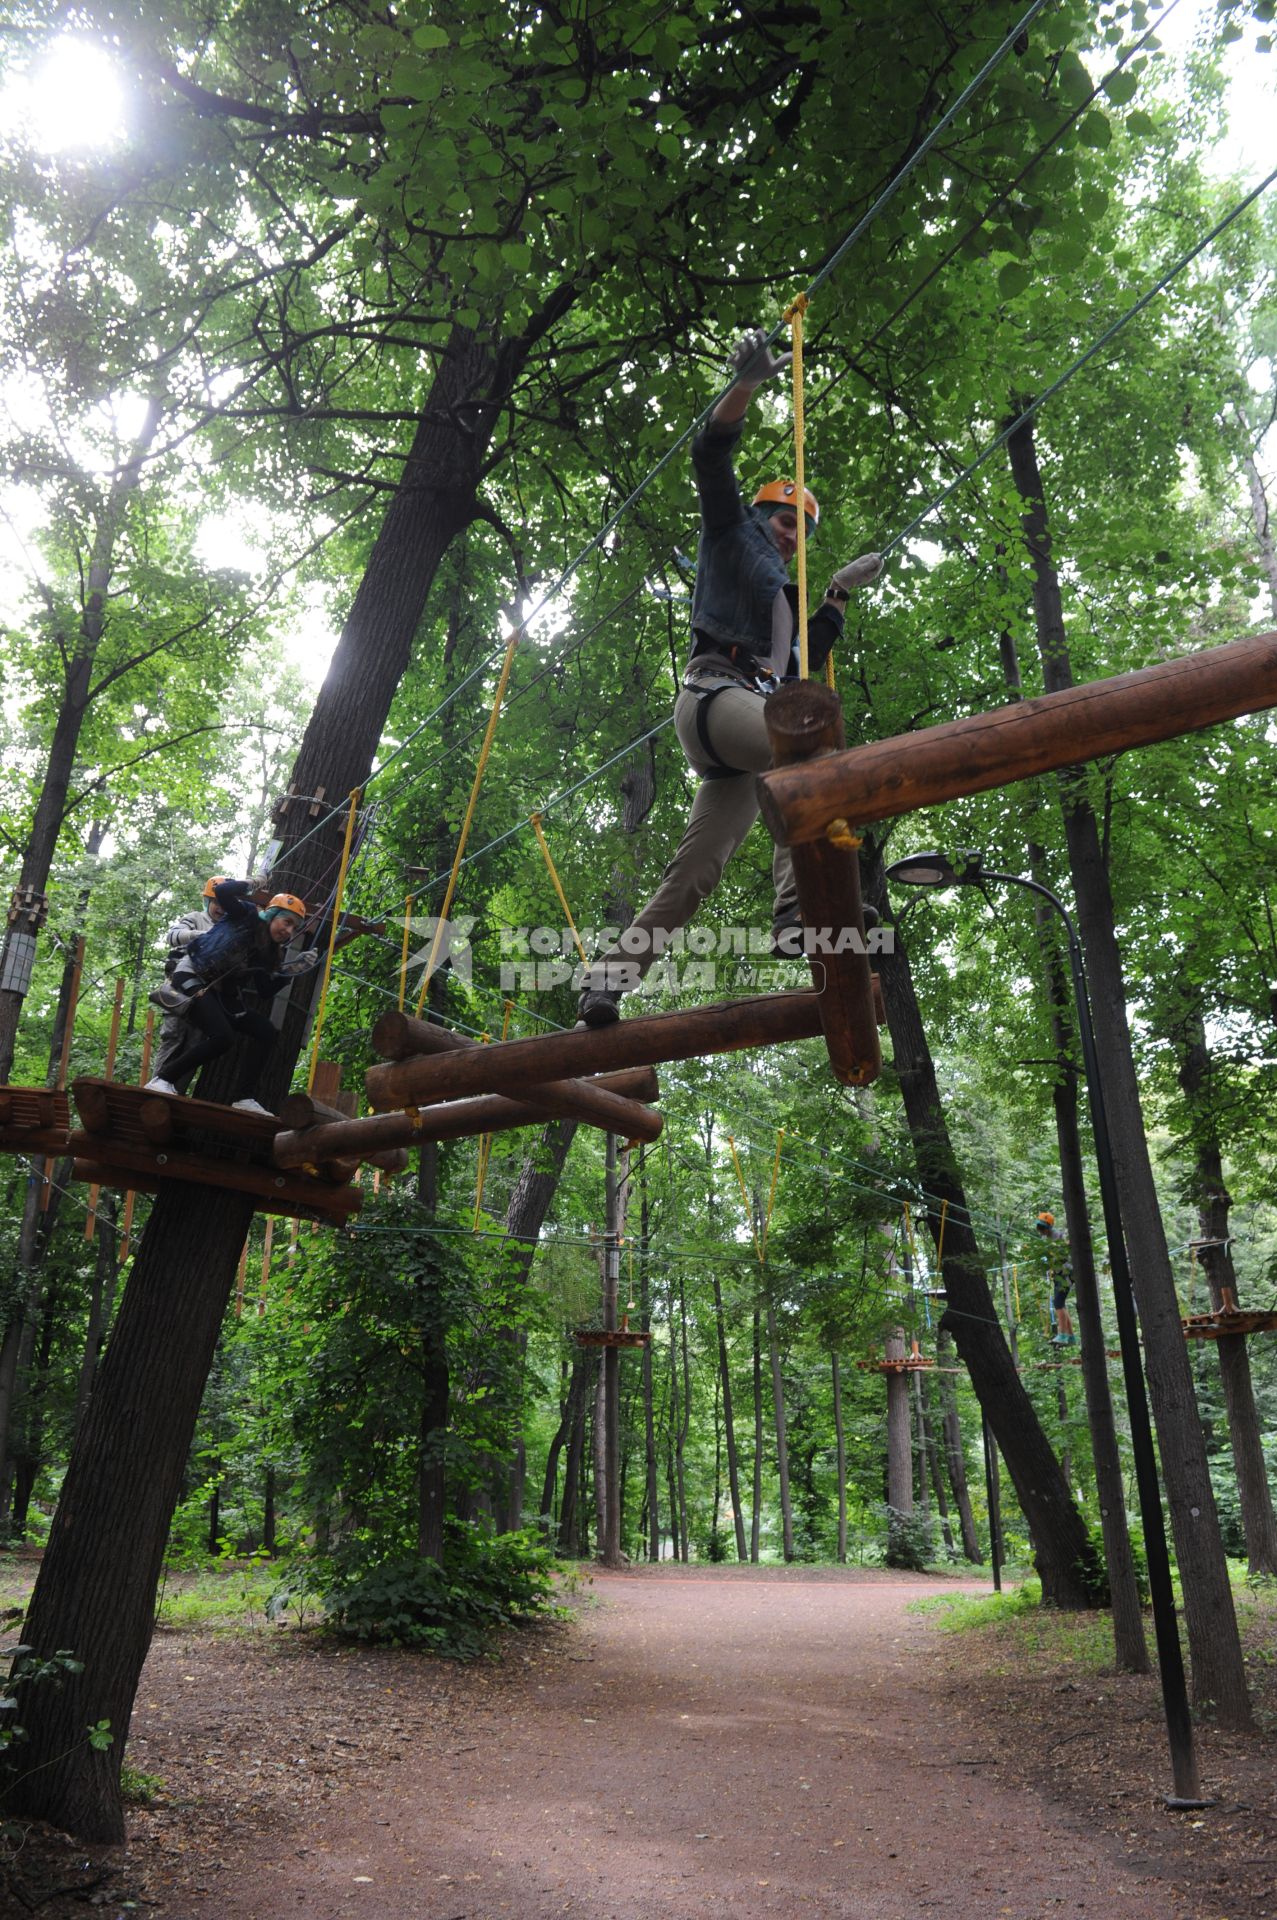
573;1327;651;1349
70;1078;363;1226
0;1086;70;1156
1182;1304;1277;1340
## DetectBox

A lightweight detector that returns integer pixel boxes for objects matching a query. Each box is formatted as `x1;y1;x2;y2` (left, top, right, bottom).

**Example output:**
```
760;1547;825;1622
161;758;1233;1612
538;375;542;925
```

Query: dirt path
121;1568;1194;1920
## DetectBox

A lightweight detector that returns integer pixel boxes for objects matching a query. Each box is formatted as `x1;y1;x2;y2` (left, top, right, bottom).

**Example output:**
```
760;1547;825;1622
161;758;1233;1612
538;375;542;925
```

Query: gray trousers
587;683;794;992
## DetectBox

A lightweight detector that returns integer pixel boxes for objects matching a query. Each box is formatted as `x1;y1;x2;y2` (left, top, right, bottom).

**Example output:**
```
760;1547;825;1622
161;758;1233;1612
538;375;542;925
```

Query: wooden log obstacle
70;1078;363;1227
0;1086;70;1156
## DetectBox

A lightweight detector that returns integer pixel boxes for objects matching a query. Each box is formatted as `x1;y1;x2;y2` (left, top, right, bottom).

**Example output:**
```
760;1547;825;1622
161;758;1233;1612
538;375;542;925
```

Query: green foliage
1;1646;112;1838
884;1504;936;1571
287;1521;558;1658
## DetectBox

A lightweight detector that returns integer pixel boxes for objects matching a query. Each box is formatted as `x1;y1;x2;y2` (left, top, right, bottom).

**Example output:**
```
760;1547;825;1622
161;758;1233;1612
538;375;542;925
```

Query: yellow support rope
530;812;588;964
415;629;519;1016
307;787;362;1093
785;293;810;681
726;1133;765;1267
398;892;412;1011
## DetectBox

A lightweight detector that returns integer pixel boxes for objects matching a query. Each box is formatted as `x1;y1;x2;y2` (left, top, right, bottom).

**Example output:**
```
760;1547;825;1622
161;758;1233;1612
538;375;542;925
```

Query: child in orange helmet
146;879;318;1114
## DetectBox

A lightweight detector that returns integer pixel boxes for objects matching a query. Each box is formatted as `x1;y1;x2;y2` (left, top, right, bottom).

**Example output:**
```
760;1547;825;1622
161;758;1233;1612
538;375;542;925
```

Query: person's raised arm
709;326;792;430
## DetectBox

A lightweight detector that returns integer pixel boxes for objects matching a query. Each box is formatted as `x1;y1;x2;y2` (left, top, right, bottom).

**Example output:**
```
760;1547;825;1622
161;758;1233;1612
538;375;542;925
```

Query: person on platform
1036;1208;1076;1346
145;878;318;1114
576;326;883;1029
149;875;226;1092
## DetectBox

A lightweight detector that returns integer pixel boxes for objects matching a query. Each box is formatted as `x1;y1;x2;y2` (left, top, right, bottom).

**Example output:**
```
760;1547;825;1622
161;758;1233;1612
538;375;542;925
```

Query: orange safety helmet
752;477;819;527
202;874;228;899
266;892;307;919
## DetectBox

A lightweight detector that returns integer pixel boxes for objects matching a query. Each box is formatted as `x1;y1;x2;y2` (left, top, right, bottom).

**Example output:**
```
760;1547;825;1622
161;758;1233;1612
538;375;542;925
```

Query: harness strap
692;684;749;780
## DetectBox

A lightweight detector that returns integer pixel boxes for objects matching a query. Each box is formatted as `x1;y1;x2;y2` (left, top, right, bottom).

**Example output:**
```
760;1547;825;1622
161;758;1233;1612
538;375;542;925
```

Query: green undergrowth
911;1579;1118;1671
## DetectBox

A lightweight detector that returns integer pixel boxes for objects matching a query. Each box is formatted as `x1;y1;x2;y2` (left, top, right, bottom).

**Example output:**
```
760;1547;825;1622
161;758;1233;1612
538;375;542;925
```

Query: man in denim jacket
578;328;881;1028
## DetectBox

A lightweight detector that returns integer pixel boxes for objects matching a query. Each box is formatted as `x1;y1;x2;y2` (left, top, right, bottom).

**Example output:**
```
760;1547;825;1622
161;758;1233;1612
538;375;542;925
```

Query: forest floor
3;1561;1276;1920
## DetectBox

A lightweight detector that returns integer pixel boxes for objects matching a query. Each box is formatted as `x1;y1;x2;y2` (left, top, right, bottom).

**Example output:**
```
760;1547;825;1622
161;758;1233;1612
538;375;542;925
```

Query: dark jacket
181;881;286;1001
688;417;843;678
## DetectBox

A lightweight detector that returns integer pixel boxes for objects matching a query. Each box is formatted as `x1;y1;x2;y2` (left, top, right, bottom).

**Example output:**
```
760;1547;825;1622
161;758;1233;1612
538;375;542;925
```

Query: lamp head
885;849;985;890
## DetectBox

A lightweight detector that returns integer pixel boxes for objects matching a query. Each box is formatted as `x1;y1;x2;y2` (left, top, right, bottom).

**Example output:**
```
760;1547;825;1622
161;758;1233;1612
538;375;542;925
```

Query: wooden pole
765;682;880;1086
258;1218;274;1315
757;629;1277;844
365;992;826;1111
84;980;126;1240
235;1240;249;1318
276;1066;662;1166
116;1011;153;1265
367;1010;663;1142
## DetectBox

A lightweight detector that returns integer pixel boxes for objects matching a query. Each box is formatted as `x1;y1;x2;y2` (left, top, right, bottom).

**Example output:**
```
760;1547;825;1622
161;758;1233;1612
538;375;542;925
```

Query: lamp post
885;849;1206;1807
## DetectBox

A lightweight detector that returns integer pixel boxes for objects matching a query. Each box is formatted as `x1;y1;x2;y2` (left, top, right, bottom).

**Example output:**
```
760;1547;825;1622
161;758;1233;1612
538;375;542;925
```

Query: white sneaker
231;1097;272;1116
144;1077;180;1096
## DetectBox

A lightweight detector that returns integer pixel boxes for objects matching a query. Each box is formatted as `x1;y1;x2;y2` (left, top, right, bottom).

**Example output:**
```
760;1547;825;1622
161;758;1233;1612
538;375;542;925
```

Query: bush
883;1504;935;1571
275;1521;558;1659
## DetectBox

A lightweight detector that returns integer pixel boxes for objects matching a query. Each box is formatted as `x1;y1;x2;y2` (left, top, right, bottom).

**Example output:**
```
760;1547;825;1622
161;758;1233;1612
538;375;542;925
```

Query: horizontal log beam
757;630;1277;843
67;1137;362;1225
364;993;826;1110
275;1066;661;1165
367;1009;663;1142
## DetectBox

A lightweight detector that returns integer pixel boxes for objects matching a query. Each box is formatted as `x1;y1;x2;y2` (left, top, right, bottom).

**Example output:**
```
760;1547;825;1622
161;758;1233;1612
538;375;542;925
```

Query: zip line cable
749;0;1187;478
885;161;1277;555
289;0;1050;906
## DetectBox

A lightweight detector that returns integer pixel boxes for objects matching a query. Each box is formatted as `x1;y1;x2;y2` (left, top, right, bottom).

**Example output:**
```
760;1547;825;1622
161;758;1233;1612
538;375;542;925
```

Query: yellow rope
726;1133;765;1267
415;629;519;1015
785;293;810;680
398;892;412;1011
530;812;588;964
760;1127;784;1265
826;819;861;850
1012;1262;1021;1322
307;787;362;1093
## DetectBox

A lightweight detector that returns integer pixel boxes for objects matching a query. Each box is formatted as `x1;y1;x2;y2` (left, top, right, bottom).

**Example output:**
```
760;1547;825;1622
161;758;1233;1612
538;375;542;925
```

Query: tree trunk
885;1329;913;1515
916;1369;955;1558
10;323;563;1839
1007;409;1250;1724
765;1284;794;1562
832;1351;848;1564
0;408;160;1081
74;1189;120;1441
638;1154;659;1562
750;1307;763;1563
674;1273;690;1562
710;1266;747;1561
1178;1022;1277;1577
868;837;1103;1606
999;620;1148;1668
936;1328;981;1563
599;1136;622;1568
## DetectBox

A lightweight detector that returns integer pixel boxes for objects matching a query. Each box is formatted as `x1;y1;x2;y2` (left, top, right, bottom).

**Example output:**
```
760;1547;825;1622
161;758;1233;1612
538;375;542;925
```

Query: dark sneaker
576;986;622;1029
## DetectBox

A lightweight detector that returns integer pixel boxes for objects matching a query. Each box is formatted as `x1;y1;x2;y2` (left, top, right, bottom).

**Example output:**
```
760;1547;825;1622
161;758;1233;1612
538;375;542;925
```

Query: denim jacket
688;417;842;678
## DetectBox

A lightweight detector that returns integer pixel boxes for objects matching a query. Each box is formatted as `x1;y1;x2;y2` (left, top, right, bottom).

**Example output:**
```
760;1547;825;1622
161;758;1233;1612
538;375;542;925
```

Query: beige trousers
587;683;794;991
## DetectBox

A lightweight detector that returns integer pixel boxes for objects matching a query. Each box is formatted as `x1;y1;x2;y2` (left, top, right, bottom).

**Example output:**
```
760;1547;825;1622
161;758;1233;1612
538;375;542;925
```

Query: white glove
729;327;792;392
279;946;322;976
830;552;883;594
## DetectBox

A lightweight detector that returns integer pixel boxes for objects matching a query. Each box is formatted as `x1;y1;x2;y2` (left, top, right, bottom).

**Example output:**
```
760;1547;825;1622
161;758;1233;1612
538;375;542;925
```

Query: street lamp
885;848;1207;1808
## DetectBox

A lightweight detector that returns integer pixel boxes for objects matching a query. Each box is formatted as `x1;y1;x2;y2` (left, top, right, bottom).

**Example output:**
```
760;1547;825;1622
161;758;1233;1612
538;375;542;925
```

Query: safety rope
786;293;811;681
530;813;588;965
415;631;519;1015
398;892;412;1012
307;786;362;1093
